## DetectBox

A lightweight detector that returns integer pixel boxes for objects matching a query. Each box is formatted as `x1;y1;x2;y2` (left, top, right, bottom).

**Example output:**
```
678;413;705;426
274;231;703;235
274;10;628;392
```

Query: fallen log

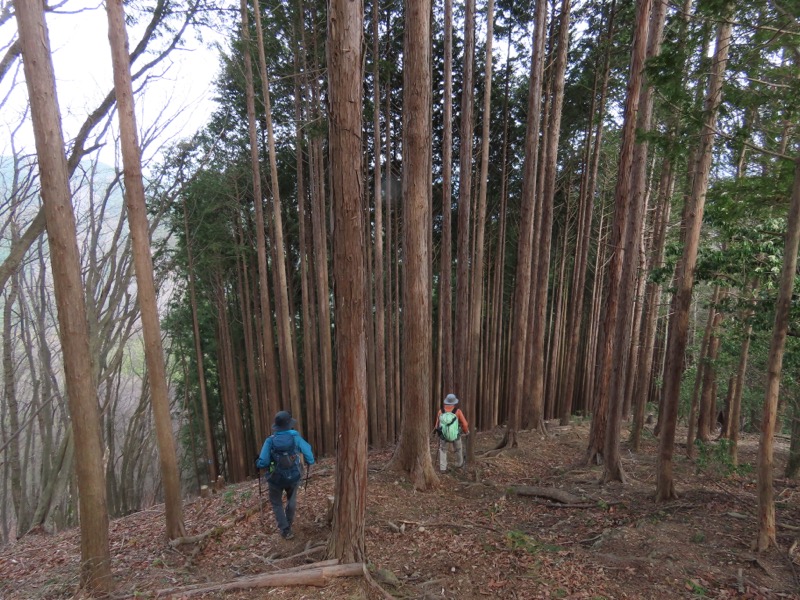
508;486;582;505
156;561;365;597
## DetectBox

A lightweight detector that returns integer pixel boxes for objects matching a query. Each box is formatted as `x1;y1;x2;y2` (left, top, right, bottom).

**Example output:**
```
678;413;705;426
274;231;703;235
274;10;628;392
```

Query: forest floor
1;420;799;599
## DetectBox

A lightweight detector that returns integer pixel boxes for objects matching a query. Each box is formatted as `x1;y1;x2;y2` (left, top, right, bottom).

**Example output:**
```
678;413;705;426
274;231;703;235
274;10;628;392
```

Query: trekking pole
304;463;311;492
256;465;265;529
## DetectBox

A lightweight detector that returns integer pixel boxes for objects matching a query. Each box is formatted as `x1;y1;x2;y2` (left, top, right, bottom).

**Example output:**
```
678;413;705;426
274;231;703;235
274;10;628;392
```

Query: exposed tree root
169;503;262;547
507;485;583;505
494;429;517;450
267;543;327;565
480;449;507;458
363;565;397;600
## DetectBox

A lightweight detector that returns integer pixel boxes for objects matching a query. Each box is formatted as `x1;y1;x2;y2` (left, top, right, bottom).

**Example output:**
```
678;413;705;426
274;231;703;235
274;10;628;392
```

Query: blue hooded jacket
256;429;315;471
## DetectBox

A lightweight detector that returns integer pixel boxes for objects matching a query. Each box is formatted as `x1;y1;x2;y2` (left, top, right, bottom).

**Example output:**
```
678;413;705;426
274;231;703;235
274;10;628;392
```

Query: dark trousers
268;481;298;532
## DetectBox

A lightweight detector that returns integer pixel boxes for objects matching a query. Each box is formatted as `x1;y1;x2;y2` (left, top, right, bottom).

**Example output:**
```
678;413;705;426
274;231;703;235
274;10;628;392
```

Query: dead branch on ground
155;560;365;597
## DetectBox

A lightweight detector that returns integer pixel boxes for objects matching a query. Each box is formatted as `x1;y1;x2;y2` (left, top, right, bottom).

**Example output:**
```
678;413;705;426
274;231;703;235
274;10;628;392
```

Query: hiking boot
281;528;294;540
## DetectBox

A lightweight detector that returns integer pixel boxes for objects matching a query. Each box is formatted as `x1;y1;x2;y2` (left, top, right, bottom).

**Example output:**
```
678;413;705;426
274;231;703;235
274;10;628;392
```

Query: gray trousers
438;436;464;471
268;481;298;532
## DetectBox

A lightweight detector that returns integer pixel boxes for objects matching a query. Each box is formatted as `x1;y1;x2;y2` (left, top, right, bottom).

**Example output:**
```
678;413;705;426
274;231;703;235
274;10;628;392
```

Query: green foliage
686;579;708;597
693;439;752;476
505;531;562;555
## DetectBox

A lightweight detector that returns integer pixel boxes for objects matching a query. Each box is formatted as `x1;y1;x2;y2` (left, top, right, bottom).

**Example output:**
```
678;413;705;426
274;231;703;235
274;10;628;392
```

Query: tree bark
605;0;666;463
560;0;615;425
587;0;652;472
240;0;282;426
453;0;476;405
686;287;720;456
754;158;800;551
388;0;437;490
466;0;494;447
252;0;302;425
307;18;335;452
326;0;368;562
502;0;547;448
372;0;388;448
215;279;248;482
4;264;31;537
697;301;724;444
729;288;756;465
529;0;571;434
656;10;733;502
106;0;186;539
631;159;674;450
15;0;112;590
183;198;217;482
439;0;454;400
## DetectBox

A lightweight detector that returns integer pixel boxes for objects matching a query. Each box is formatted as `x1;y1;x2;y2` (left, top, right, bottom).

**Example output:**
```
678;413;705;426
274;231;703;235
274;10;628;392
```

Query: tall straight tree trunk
240;0;281;424
4;267;30;537
384;78;396;442
106;0;185;539
560;0;616;425
454;0;476;405
729;285;756;465
583;206;609;414
326;0;368;561
389;0;437;490
695;292;724;445
306;7;335;454
15;0;111;590
622;208;650;420
252;0;302;425
372;0;388;447
310;133;335;453
502;0;547;447
686;287;719;456
631;155;674;450
488;44;512;429
656;10;733;501
363;162;378;445
529;0;570;433
292;5;320;452
605;0;667;459
236;218;264;452
183;198;217;482
546;211;569;418
587;0;653;471
755;158;800;551
215;281;248;482
439;0;454;399
466;0;494;446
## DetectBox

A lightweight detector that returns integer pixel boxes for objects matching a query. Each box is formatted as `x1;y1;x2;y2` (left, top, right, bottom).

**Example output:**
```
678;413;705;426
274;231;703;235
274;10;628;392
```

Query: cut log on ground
508;486;583;504
156;561;365;597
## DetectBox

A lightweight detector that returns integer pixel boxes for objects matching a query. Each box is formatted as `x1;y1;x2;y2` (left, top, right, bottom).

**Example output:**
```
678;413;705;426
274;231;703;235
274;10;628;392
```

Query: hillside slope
1;422;798;599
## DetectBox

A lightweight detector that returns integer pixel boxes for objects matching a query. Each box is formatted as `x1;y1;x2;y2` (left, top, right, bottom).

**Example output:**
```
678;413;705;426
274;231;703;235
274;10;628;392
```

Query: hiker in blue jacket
256;411;315;539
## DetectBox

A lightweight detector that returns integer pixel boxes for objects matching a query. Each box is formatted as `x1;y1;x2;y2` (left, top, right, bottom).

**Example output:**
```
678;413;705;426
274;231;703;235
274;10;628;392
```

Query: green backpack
440;411;460;442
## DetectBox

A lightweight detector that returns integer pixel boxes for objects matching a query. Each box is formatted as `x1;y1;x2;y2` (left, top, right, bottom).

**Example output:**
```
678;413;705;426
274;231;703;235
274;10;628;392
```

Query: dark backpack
269;433;301;485
440;411;460;442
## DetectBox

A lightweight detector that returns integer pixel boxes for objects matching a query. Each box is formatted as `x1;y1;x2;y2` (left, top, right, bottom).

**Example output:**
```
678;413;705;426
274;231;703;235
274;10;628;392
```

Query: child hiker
434;393;469;473
256;411;314;539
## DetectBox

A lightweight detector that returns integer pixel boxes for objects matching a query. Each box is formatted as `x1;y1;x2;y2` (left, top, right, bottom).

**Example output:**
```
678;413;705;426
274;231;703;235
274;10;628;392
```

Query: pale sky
0;1;225;167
